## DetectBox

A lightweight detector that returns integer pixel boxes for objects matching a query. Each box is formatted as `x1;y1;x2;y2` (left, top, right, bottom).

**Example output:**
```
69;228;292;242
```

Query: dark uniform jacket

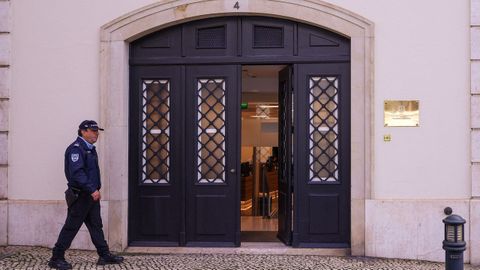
64;137;101;194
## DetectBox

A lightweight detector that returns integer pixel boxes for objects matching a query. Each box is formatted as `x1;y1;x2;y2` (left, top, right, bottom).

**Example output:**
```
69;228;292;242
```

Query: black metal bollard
442;214;466;270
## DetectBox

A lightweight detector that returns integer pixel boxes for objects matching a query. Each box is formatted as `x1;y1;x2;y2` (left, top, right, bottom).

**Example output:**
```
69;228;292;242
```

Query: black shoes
48;258;72;270
48;253;124;268
97;253;125;265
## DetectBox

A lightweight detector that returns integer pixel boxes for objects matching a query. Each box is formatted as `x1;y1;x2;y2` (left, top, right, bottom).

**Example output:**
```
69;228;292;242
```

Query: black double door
129;63;350;248
129;65;240;246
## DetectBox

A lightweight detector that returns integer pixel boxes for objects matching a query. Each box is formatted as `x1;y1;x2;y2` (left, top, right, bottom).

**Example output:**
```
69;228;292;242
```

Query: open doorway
127;14;352;247
240;65;286;242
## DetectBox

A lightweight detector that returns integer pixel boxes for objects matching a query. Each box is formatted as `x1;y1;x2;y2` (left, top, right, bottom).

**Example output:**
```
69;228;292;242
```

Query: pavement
1;245;480;270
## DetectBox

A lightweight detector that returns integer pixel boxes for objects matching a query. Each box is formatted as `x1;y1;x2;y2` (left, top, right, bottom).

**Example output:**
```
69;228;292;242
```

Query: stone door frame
99;0;374;255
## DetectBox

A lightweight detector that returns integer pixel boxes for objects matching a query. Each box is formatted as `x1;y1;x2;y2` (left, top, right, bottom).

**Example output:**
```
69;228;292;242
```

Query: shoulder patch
71;153;80;162
73;143;80;147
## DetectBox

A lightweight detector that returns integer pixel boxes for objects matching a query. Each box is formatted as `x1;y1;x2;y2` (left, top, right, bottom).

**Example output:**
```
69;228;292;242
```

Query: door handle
230;169;236;173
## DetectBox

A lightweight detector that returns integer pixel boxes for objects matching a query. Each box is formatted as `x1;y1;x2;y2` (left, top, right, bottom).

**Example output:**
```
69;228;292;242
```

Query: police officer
48;120;124;269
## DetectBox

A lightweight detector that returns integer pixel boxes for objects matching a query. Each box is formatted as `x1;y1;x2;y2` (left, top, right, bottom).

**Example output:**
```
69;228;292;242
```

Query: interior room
240;65;286;242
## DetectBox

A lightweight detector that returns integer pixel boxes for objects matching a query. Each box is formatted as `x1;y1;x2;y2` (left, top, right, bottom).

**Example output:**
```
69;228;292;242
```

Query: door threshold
124;243;350;256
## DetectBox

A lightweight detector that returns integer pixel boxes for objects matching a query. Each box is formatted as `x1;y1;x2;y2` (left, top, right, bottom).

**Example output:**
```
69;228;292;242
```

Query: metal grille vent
197;26;226;48
308;76;339;183
197;78;226;183
141;80;170;184
253;25;283;48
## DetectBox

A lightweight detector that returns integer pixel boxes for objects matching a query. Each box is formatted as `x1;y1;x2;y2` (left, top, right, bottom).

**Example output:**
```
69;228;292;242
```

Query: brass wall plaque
384;100;419;127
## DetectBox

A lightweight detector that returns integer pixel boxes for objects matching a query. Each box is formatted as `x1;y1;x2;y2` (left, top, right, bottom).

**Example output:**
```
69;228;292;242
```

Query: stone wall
0;0;10;246
7;200;109;250
365;200;470;262
471;0;480;265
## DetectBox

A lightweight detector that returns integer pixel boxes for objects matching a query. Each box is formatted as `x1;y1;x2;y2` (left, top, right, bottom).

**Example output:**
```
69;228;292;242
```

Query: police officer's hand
91;190;101;201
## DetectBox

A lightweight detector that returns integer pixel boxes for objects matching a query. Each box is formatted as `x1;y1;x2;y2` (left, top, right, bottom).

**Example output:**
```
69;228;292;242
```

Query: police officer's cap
79;120;104;131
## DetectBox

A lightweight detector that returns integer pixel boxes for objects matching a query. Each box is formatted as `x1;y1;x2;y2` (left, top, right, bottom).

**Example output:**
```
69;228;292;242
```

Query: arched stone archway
99;0;373;255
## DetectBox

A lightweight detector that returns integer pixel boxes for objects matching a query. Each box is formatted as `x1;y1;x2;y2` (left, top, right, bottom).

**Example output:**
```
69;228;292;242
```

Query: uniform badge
71;153;79;162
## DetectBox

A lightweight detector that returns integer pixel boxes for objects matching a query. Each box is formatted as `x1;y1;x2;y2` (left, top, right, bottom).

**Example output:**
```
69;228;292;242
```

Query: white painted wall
242;119;278;147
9;0;470;200
325;0;471;199
9;0;158;200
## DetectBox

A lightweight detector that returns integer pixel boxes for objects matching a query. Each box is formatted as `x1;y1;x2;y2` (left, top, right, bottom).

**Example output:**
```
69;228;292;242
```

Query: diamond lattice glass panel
256;147;272;163
197;79;226;183
141;80;170;184
309;76;339;183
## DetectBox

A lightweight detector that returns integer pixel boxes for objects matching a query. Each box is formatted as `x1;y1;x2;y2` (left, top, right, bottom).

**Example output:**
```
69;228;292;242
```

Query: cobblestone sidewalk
1;246;480;270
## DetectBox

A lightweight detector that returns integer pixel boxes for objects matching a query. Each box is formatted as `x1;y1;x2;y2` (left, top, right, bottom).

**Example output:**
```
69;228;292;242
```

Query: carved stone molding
100;0;374;254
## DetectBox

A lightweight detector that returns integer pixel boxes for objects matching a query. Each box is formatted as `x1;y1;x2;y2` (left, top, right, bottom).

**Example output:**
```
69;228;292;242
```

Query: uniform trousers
52;191;109;259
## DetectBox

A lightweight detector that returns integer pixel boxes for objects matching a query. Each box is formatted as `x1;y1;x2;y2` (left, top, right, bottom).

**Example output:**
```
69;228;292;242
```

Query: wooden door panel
139;196;170;236
308;194;339;234
277;66;293;245
195;195;228;235
293;63;350;247
129;65;184;245
185;65;240;246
